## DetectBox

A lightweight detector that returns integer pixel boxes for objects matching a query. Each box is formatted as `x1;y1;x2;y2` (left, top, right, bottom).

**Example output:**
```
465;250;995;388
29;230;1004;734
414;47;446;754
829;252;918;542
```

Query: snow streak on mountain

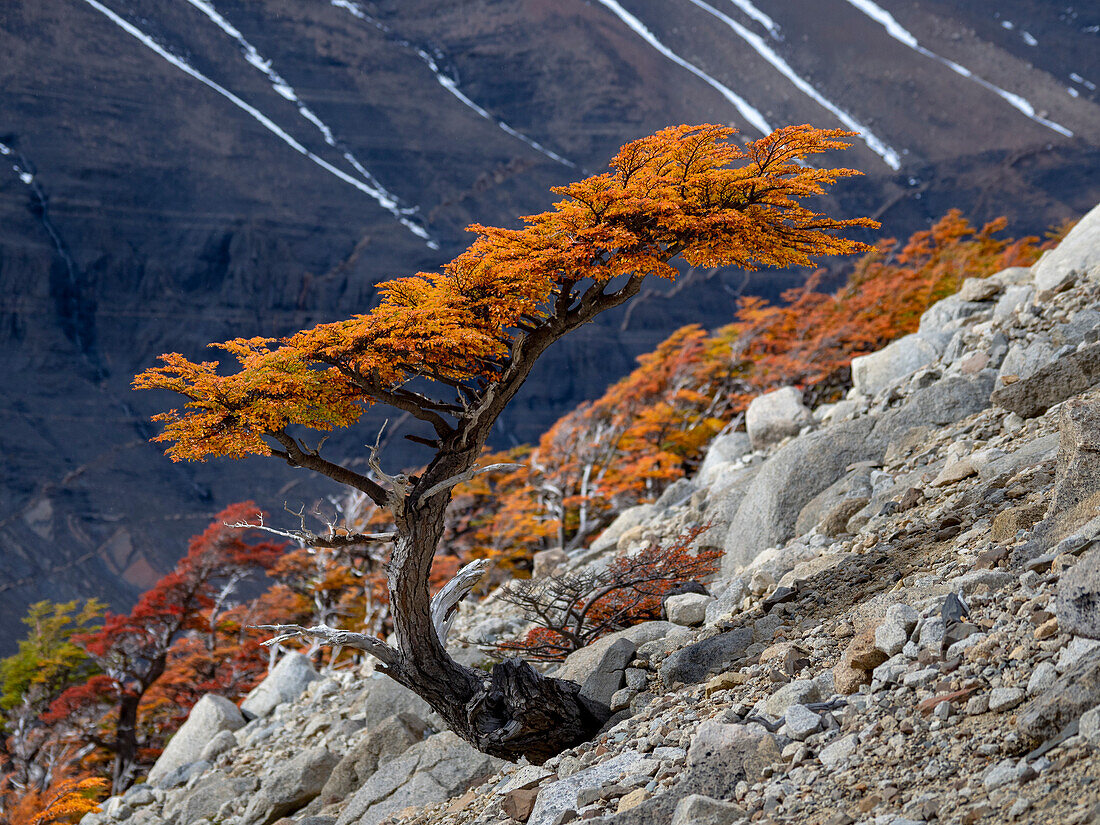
329;0;576;168
79;0;436;246
593;0;773;136
683;0;902;169
842;0;1073;136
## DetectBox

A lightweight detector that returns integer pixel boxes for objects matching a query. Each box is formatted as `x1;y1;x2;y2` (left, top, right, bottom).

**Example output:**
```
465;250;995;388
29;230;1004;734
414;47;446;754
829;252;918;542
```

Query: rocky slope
79;204;1100;824
2;0;1100;643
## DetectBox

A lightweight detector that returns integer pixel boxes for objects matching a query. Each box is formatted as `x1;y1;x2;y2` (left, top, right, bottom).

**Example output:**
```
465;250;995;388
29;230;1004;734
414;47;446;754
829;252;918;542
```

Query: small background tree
135;123;877;762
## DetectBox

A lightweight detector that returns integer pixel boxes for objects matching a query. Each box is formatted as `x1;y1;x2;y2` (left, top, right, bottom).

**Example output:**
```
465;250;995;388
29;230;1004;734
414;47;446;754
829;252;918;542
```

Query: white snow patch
724;0;780;38
330;0;366;19
416;49;575;167
79;0;433;243
686;0;900;169
1070;73;1097;91
841;0;1072;137
593;0;771;135
330;1;573;168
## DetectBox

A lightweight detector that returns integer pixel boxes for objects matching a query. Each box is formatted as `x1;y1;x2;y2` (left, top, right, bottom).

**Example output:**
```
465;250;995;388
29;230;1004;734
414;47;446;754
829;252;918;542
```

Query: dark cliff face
0;0;1097;648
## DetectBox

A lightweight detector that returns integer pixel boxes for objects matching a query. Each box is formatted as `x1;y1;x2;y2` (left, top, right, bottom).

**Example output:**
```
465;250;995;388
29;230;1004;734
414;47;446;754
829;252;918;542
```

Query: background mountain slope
0;0;1097;646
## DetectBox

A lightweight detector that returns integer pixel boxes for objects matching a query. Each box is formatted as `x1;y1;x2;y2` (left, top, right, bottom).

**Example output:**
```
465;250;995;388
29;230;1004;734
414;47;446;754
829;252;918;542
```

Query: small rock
818;734;858;769
746;387;812;450
983;758;1018;790
1080;705;1100;745
958;277;1002;302
1056;547;1100;639
665;593;713;627
241;652;321;719
989;688;1026;712
616;788;650;813
783;704;822;741
1027;662;1058;695
765;679;819;717
503;788;540;822
670;793;745;825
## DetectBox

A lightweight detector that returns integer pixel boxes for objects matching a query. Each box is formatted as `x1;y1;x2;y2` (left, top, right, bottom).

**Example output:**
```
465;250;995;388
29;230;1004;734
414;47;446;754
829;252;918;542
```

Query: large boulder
721;416;880;574
578;637;635;707
699;463;760;537
1033;201;1100;293
165;773;258;825
147;694;245;785
318;713;428;806
528;750;650;825
686;721;782;790
746;387;812;450
793;463;875;537
356;673;438;731
998;339;1057;386
1047;397;1100;538
555;622;682;685
722;375;993;575
335;731;501;825
851;332;945;396
993;284;1035;324
991;343;1100;419
660;626;754;685
595;723;777;825
1056;548;1100;640
240;652;320;718
1017;647;1100;745
587;504;662;555
696;432;751;486
918;296;989;335
242;746;340;825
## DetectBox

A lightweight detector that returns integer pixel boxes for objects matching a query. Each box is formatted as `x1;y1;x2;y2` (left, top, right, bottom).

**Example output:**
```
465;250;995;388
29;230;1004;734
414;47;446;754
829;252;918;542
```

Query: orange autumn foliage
436;209;1054;567
135;124;876;464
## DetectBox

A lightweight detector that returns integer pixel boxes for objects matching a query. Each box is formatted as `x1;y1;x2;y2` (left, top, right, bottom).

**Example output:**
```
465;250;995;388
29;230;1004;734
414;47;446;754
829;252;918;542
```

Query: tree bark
112;693;140;793
381;456;610;763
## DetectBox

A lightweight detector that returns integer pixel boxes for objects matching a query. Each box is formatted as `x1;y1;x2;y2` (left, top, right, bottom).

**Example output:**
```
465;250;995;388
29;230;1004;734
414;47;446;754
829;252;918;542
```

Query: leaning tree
135;123;877;762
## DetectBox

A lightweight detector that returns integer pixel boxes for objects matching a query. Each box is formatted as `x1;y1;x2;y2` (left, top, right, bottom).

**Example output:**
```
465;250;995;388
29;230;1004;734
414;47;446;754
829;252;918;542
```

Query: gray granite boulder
555;622;682;685
528;750;650;825
660;626;754;685
993;284;1035;324
319;713;428;806
696;431;751;486
240;652;320;718
356;673;438;731
1034;201;1100;293
1056;548;1100;639
1044;397;1100;541
671;793;746;825
147;694;244;785
242;746;338;825
991;342;1100;419
335;732;501;825
588;504;662;554
746;387;812;450
578;637;635;707
166;774;257;825
851;332;944;396
1018;647;1100;745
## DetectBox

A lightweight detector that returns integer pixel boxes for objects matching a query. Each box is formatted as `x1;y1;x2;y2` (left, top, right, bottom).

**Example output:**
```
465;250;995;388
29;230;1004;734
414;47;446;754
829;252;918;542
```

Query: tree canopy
135;124;876;471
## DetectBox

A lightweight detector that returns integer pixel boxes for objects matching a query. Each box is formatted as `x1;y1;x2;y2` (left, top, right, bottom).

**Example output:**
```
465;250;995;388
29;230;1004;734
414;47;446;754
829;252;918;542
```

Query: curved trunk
384;453;609;763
